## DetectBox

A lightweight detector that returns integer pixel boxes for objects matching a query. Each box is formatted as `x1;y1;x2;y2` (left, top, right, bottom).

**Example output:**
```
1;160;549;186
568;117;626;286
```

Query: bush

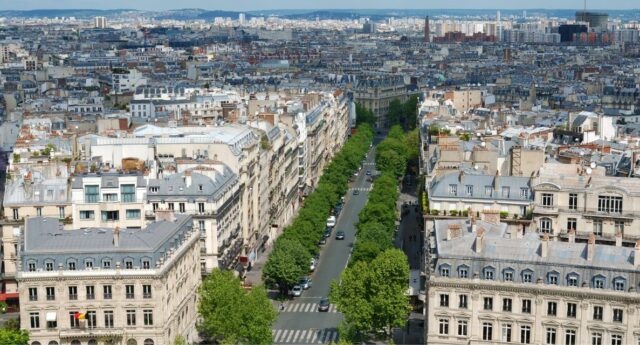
500;211;509;219
431;209;439;216
462;210;469;217
449;210;458;216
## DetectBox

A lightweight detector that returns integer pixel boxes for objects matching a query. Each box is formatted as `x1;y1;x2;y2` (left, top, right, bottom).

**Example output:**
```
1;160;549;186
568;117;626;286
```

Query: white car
326;216;336;228
291;285;303;297
309;258;317;272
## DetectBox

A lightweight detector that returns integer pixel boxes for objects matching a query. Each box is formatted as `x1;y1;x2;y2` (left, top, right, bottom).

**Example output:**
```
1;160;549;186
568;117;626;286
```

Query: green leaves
356;103;376;127
198;270;277;345
263;239;310;293
0;329;29;345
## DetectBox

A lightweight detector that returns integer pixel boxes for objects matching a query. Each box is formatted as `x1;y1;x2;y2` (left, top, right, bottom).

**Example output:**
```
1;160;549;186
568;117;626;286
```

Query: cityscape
0;1;639;344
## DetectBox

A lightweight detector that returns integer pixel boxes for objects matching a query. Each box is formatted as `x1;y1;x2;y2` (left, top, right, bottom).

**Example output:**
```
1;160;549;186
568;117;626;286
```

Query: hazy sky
0;0;637;11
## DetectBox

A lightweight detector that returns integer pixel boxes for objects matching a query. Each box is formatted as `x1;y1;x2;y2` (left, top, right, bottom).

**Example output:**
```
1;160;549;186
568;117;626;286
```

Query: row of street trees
262;124;374;295
330;125;415;343
387;96;419;131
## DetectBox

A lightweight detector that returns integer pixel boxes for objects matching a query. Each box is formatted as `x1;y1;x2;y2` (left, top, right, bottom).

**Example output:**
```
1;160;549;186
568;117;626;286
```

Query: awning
0;293;19;301
46;311;57;322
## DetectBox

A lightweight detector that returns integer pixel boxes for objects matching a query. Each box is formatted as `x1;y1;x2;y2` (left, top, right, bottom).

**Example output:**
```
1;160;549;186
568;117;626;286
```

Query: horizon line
1;7;639;12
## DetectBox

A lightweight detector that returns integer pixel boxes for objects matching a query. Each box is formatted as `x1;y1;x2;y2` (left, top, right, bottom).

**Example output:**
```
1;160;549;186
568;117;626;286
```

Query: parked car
326;216;336;228
318;298;330;312
324;228;332;238
291;285;303;297
318;237;327;245
299;277;313;290
335;231;345;240
309;258;316;272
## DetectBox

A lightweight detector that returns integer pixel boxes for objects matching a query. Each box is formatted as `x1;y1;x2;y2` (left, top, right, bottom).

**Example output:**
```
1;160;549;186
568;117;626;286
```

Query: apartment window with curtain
85;185;99;203
121;184;135;202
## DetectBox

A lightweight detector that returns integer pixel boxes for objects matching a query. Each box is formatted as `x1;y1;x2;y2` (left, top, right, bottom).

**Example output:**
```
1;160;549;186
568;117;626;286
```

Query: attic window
149;187;159;193
198;184;203;192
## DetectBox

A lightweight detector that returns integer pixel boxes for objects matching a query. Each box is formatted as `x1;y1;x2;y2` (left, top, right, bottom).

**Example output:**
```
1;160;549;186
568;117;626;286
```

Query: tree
173;335;187;345
263;239;310;295
0;329;29;345
198;270;277;345
356;103;376;127
376;149;407;179
350;241;381;265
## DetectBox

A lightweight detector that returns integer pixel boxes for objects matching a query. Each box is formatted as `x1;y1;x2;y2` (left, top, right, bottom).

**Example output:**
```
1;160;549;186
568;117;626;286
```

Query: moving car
353;189;360;195
291;285;303;297
335;231;345;240
366;170;371;176
318;298;330;312
299;277;313;290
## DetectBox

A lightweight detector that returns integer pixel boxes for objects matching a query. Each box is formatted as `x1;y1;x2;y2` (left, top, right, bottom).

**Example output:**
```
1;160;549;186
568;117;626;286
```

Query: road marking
289;330;299;343
298;330;308;343
332;331;339;343
306;329;315;342
278;330;289;343
315;330;325;344
305;303;314;312
329;304;336;313
273;329;340;344
293;303;301;312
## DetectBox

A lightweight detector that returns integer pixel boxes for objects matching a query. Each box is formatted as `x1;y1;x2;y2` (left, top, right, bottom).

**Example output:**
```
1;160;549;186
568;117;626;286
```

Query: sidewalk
243;243;275;287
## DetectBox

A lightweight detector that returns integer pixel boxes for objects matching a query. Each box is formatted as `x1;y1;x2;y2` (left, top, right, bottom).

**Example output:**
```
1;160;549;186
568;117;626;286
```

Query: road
272;143;378;345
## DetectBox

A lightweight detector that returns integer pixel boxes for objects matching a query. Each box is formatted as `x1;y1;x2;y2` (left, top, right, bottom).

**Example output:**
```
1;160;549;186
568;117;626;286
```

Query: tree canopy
0;329;29;345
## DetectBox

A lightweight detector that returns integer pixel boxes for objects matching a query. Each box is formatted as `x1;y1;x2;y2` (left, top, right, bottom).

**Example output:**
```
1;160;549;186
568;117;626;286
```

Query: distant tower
238;13;246;25
496;11;502;42
424;16;430;43
94;16;107;29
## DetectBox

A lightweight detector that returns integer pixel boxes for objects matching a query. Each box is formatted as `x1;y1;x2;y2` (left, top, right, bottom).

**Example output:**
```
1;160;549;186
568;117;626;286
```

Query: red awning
0;293;19;301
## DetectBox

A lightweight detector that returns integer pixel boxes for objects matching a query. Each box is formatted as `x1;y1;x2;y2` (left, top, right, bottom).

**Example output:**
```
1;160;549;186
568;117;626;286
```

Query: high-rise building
94;16;107;29
424;16;431;43
362;21;376;34
238;13;246;25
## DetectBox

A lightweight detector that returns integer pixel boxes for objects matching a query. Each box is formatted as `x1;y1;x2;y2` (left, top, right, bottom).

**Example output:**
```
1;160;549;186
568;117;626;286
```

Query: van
326;216;336;228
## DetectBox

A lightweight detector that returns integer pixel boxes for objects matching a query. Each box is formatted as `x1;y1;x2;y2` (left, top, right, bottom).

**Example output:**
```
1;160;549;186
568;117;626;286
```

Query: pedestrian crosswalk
273;328;339;344
281;302;339;313
350;186;373;192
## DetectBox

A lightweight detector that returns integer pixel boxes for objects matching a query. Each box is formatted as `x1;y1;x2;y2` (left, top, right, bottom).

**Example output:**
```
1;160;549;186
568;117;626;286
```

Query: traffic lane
274;297;343;330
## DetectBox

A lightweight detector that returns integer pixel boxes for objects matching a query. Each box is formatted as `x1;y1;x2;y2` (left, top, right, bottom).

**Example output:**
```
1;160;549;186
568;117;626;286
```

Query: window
548;272;558;285
121;184;135;202
458;266;468;278
68;261;76;270
143;285;152;298
598;195;623;213
58;207;65;219
127;310;136;326
522;270;533;283
613;308;623;322
103;285;112;299
104;311;114;328
542;193;554;207
149;186;159;193
567;218;577;231
482;322;493;341
439;294;449;307
615;221;625;234
25;286;39;302
448;184;457;196
179;203;186;213
152;203;158;211
168;203;174;211
483;267;495;280
520;188;529;198
591;332;602;345
457;320;468;336
501;324;512;342
198;203;205;213
86;311;97;329
565;330;576;345
593;276;605;289
46;287;55;301
567;274;578;287
28;262;36;272
144;340;154;345
522;299;532;314
567;302;577;318
503;298;512;312
440;266;450;277
143;310;153;326
101;211;119;221
86;286;95;300
547;301;557;316
520;325;531;344
126;285;135;299
593;220;603;236
102;259;111;269
593;306;603;320
483;297;493;311
85;185;99;203
485;186;493;197
30;312;40;328
85;260;93;269
45;262;54;271
126;209;141;219
540;218;552;233
124;260;133;269
69;312;79;328
504;270;514;282
143;260;150;269
103;193;118;202
613;278;626;291
458;294;468;309
546;327;557;345
36;207;42;216
439;319;449;335
68;286;78;300
465;185;473;196
569;193;578;210
502;186;510;198
611;334;622;345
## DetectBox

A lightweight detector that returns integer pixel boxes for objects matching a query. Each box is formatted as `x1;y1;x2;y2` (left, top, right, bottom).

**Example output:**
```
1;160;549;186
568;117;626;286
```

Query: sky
0;0;637;11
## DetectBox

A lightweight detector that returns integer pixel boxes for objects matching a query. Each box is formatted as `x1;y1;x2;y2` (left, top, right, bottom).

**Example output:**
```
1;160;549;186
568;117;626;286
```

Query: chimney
475;228;485;254
113;226;120;247
634;240;640;267
541;233;549;258
587;233;596;261
184;170;192;188
481;210;501;224
459;170;465;183
155;209;176;222
493;170;500;191
568;229;575;243
447;223;462;241
615;231;623;247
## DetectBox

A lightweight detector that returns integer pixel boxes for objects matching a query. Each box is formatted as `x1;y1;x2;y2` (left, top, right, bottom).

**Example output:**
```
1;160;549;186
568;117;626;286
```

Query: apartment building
70;172;147;229
353;74;409;127
425;216;640;345
531;163;640;244
17;214;200;345
146;169;241;273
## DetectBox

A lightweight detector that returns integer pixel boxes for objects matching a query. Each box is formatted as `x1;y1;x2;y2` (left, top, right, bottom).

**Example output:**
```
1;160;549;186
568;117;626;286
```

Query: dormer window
102;259;112;269
593;275;606;289
142;260;150;269
613;277;626;291
85;260;94;269
439;264;450;277
45;261;54;271
125;260;133;269
567;273;579;287
199;184;203;192
28;262;36;272
547;271;559;285
149;186;159;193
483;267;495;280
522;269;534;283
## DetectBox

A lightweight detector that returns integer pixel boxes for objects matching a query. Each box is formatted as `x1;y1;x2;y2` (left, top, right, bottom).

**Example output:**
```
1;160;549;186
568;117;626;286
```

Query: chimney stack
568;229;575;243
447;223;462;241
113;226;120;247
615;231;623;247
184;170;192;188
155;209;176;223
475;228;485;254
481;210;501;224
541;233;549;258
634;240;640;267
587;233;596;261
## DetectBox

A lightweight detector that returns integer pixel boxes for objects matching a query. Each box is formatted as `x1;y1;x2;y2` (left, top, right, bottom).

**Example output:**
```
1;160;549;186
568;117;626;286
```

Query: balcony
533;205;558;214
59;327;124;338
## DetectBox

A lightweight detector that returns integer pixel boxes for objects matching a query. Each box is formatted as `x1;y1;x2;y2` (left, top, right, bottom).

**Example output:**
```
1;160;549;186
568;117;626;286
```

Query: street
271;143;378;344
